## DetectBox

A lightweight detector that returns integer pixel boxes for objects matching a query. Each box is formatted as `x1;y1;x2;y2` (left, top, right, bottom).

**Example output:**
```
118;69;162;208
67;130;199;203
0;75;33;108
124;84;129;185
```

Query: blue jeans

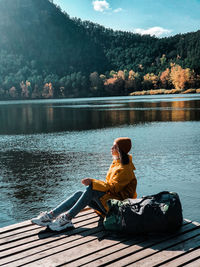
52;184;106;218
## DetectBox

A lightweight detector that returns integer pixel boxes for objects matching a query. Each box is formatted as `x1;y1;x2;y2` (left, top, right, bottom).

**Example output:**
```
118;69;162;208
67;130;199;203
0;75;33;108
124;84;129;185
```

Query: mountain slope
77;19;200;74
0;0;108;76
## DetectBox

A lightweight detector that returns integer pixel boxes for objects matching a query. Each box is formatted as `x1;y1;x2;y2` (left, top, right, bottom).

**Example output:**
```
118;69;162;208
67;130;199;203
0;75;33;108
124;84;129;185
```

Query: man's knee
73;190;83;198
85;183;93;193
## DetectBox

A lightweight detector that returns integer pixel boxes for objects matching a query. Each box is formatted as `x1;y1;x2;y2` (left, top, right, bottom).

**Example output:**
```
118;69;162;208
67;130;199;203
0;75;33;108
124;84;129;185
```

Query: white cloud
133;26;172;37
92;0;110;12
113;8;123;13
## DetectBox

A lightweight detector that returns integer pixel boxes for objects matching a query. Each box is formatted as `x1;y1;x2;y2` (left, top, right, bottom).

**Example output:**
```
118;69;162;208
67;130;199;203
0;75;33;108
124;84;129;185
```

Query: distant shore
130;88;200;96
0;88;200;101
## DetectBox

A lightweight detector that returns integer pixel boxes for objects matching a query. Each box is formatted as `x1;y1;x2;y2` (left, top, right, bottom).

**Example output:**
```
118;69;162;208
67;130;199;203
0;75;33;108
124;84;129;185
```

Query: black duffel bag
103;191;183;234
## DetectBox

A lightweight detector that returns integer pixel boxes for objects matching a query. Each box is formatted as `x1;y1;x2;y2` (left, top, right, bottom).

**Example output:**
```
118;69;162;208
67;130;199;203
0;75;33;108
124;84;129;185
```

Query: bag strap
129;191;170;210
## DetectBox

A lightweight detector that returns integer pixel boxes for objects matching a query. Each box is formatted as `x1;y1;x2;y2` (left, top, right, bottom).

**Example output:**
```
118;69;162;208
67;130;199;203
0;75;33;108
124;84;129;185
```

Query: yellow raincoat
91;155;137;213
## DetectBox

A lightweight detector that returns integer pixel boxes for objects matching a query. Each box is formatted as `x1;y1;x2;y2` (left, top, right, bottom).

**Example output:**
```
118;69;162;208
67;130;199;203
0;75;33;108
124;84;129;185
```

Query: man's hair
119;149;129;165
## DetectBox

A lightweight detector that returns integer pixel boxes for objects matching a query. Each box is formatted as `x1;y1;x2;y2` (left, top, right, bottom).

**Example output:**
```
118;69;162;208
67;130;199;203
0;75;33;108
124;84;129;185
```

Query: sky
53;0;200;37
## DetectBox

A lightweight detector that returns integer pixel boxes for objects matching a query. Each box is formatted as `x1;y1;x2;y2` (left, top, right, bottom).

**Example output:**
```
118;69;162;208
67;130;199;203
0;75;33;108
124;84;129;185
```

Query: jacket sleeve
91;179;110;192
92;168;132;194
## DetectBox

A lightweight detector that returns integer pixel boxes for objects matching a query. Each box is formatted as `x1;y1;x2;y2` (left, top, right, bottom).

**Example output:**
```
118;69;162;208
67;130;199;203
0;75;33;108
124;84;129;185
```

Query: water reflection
0;95;200;134
0;150;67;201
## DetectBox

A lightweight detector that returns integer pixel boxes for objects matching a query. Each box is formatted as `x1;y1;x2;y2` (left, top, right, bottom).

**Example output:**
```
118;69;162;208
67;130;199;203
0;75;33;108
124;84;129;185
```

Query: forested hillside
0;0;200;99
78;19;200;74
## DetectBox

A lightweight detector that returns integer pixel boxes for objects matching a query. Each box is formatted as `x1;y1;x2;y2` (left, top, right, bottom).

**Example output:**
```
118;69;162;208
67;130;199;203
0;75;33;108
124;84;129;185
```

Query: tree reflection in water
0;96;199;135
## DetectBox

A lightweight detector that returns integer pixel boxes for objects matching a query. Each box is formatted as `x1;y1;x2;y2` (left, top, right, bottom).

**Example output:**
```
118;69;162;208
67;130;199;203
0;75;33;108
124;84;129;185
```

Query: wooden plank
0;208;92;235
0;210;103;266
160;247;200;267
65;220;192;266
183;257;200;267
102;224;200;267
0;224;41;239
0;216;100;257
0;214;99;253
0;210;94;239
16;232;127;267
0;211;96;247
0;220;32;234
0;223;104;266
66;236;146;267
12;221;198;266
83;222;200;267
125;234;200;266
77;223;194;266
0;213;199;267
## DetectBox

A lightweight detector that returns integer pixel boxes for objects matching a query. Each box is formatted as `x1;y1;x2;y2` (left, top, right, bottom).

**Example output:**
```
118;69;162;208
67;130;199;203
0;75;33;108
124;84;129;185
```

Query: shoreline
0;89;200;102
130;88;200;96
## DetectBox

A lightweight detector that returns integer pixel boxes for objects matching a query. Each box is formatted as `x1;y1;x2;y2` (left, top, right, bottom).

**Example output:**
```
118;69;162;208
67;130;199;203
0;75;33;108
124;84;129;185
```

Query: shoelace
57;214;69;224
39;211;47;217
40;212;51;221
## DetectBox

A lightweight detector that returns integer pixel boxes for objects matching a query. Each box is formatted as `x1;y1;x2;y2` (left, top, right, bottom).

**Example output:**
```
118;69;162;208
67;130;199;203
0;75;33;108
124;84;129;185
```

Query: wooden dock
0;209;200;266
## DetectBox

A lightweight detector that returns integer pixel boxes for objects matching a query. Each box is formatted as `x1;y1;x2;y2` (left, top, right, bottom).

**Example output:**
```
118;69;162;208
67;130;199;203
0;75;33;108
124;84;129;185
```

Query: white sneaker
49;214;74;231
31;211;52;227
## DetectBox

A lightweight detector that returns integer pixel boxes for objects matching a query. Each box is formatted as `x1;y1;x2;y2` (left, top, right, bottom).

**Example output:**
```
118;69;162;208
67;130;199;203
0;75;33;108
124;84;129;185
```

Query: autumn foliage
42;83;54;98
1;64;200;99
170;64;192;89
158;64;196;90
143;73;159;89
160;68;171;88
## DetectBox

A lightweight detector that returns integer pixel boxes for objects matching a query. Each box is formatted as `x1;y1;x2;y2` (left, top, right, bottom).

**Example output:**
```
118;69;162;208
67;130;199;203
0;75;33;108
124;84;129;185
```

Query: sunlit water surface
0;94;200;227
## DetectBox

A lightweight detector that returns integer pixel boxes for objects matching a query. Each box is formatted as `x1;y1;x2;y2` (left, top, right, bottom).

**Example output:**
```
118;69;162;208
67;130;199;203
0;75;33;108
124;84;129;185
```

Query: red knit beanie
114;137;132;154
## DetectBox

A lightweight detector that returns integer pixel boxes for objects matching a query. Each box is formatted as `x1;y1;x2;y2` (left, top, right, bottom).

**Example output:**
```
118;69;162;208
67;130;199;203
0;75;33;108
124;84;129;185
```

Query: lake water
0;94;200;227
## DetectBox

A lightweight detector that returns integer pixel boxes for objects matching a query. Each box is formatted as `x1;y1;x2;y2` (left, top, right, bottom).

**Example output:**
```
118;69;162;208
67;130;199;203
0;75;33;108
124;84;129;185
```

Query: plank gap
153;245;200;266
0;217;100;253
0;228;104;266
179;255;200;267
98;224;200;267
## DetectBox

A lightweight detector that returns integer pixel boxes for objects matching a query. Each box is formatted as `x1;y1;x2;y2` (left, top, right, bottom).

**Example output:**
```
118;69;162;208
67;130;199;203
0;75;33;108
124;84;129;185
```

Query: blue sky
53;0;200;37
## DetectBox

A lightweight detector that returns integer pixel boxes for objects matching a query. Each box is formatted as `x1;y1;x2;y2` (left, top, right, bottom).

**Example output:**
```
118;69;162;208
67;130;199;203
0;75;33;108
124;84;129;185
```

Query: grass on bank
130;88;200;96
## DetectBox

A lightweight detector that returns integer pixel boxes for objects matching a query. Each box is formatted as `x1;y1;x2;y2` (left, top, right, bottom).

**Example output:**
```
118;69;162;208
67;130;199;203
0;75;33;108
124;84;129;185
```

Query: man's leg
68;185;106;218
88;200;106;216
49;185;107;231
51;190;83;218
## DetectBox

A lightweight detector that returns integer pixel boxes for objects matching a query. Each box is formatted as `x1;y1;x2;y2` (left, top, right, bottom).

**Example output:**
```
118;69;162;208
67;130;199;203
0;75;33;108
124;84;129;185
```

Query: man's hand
81;178;92;186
